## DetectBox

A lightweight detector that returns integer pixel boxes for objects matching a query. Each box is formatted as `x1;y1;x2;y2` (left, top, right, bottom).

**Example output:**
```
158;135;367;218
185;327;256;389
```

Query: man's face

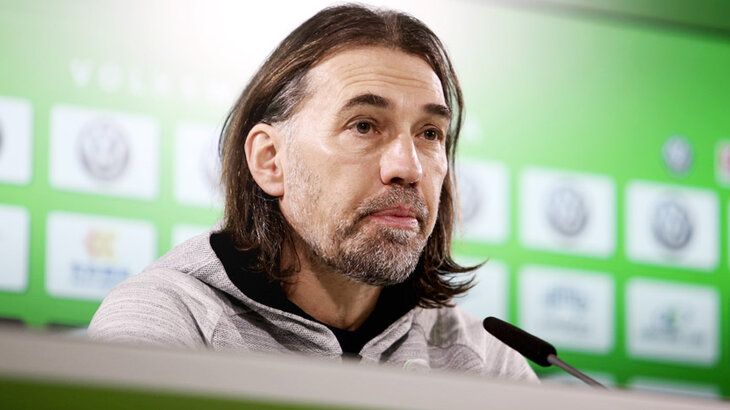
278;46;449;286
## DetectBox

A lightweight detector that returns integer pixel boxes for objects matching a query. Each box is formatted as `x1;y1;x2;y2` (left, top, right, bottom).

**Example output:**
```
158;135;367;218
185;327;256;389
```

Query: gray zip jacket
89;231;537;381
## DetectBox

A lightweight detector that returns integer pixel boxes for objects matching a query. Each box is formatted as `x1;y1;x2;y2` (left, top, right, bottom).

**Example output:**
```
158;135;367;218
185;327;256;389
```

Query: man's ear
245;123;284;197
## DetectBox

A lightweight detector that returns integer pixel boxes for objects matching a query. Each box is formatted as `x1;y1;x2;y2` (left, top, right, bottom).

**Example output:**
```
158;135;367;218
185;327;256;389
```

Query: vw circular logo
651;200;693;250
457;170;482;224
662;136;693;176
77;117;130;181
546;186;588;236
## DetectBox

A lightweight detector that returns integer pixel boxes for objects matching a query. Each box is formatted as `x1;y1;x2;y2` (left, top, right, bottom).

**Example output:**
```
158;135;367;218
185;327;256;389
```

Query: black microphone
483;316;607;389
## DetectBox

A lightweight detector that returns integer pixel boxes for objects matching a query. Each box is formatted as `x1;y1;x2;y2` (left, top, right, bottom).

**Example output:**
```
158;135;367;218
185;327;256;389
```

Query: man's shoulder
108;260;218;303
112;230;227;303
87;230;233;346
146;230;221;278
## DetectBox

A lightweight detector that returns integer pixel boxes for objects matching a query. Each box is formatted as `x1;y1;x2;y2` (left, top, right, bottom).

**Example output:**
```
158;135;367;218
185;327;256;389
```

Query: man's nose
379;133;423;185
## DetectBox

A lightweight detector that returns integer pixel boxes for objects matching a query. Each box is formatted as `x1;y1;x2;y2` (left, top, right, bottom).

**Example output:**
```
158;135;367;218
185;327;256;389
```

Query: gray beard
299;186;430;287
311;224;424;287
283;144;431;287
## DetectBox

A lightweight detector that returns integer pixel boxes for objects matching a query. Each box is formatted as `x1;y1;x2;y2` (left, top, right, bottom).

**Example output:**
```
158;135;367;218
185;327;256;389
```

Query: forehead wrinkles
336;68;439;94
308;50;445;105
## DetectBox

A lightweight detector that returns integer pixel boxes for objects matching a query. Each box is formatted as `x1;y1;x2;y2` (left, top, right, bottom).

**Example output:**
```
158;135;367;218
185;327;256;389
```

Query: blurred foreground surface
1;328;728;410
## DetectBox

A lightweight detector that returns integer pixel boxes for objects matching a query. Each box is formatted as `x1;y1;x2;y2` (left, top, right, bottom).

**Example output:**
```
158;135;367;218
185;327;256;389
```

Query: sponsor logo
455;160;509;244
519;168;615;257
49;104;159;199
519;265;614;353
651;200;693;250
625;181;718;270
77;117;130;181
174;123;223;208
71;229;130;289
458;169;482;223
69;57;239;107
545;186;588;236
662;136;693;176
542;286;589;335
627;279;718;365
641;305;704;346
0;96;33;185
46;212;156;300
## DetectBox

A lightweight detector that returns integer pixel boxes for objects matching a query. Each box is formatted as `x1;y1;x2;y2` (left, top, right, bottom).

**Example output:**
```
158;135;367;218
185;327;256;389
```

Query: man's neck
282;250;381;331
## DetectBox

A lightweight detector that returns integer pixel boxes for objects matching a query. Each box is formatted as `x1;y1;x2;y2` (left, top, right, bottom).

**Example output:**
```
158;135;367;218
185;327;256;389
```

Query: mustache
354;186;428;224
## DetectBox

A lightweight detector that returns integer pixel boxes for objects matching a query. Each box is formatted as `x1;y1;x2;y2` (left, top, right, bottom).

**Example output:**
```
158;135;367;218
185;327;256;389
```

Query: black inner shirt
209;232;417;357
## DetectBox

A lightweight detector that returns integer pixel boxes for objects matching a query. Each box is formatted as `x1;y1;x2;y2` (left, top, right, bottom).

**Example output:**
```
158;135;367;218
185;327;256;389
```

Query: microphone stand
547;354;607;389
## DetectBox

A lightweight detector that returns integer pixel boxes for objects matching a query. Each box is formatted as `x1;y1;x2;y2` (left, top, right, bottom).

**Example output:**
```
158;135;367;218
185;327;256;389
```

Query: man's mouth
367;206;420;229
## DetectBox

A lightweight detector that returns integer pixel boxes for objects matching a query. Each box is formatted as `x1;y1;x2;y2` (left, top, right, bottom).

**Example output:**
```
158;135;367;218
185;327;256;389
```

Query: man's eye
355;121;372;134
423;129;441;141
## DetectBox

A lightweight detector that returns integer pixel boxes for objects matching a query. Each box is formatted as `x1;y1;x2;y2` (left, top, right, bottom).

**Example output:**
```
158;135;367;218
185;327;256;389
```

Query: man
89;4;536;381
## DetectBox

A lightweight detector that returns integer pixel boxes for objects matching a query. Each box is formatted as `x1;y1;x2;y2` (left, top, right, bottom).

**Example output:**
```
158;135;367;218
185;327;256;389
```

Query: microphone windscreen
483;316;557;367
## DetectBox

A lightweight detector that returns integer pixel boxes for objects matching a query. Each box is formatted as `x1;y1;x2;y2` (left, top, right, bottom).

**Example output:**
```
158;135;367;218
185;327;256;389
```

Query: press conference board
0;0;728;400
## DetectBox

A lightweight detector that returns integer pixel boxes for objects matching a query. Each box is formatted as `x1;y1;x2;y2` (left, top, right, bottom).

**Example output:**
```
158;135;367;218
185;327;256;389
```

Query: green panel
450;1;730;398
0;2;222;327
0;0;728;401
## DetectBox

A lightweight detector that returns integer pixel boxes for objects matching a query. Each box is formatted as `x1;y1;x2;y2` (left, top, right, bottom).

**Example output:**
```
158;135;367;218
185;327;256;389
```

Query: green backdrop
0;0;728;400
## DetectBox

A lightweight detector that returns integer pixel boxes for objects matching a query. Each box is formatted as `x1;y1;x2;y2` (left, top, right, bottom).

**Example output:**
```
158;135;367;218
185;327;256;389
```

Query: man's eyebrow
340;93;451;120
424;103;451;120
341;93;390;111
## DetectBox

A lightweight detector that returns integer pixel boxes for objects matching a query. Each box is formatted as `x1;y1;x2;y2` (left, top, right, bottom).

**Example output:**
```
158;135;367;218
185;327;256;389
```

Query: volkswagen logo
651;200;693;250
546;186;588;236
457;169;481;224
77;117;130;181
662;136;693;176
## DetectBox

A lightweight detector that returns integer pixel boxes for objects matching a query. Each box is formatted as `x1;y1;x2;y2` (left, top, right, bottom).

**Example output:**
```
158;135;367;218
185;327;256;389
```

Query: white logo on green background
173;123;223;208
627;279;718;365
546;186;589;236
651;200;693;250
49;104;160;200
455;159;509;244
46;212;157;301
519;167;615;257
458;169;482;224
626;181;718;270
518;265;614;353
0;96;33;185
77;117;130;181
662;136;693;176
